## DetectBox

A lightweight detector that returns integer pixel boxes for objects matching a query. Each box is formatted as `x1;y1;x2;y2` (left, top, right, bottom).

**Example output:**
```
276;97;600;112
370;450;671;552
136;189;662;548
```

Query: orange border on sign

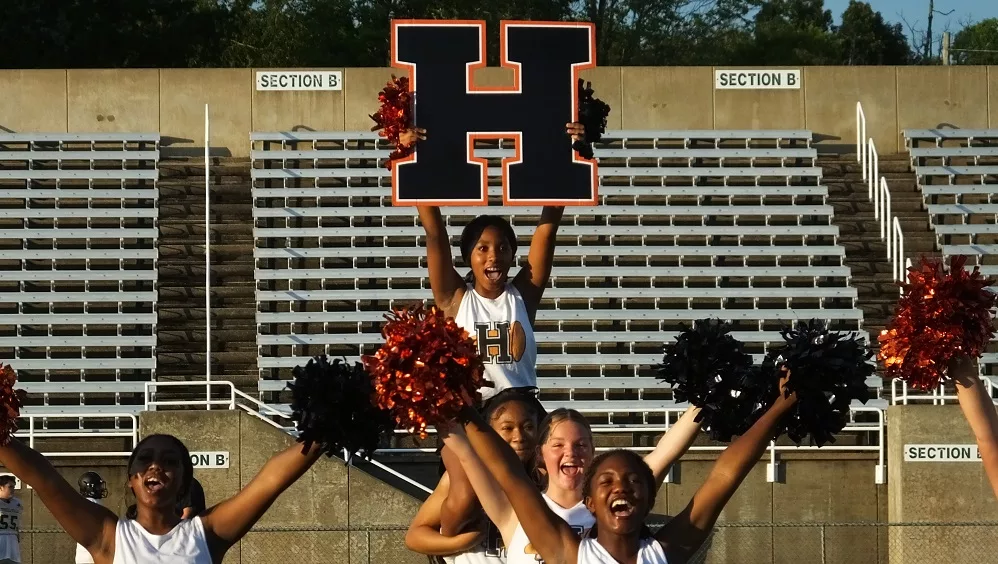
388;19;599;207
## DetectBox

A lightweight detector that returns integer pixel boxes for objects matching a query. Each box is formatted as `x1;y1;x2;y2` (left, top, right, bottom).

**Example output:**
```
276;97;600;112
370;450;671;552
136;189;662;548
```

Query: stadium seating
0;132;160;420
904;128;998;375
251;129;876;428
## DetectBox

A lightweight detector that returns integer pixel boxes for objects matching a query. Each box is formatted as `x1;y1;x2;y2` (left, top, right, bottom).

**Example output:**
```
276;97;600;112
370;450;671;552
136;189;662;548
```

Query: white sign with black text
256;71;343;91
190;451;230;469
904;444;982;462
715;69;801;90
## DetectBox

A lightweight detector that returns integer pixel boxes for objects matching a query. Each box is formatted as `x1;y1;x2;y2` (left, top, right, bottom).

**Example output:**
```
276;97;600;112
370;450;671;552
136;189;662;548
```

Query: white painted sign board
715;69;801;90
190;451;230;468
256;71;343;91
904;444;982;462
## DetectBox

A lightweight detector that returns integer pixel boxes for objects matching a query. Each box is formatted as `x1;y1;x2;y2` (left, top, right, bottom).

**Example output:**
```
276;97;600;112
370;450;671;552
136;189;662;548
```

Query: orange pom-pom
362;305;489;438
0;365;21;446
368;75;415;169
878;255;996;390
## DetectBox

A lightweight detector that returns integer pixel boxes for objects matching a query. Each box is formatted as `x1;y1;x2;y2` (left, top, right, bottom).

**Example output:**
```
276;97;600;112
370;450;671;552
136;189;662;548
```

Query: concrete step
160;263;254;279
159;328;256;345
159;244;251;260
159;223;254;238
160;203;253;218
158;307;256;321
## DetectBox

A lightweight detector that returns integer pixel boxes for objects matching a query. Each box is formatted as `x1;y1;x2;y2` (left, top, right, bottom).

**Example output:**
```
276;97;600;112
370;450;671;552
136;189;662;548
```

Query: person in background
180;477;206;519
75;472;109;564
0;475;22;564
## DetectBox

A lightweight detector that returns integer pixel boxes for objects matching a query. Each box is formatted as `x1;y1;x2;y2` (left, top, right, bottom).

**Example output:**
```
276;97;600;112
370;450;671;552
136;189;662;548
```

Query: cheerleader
440;405;703;564
398;123;585;401
951;354;998;498
75;472;107;564
0;432;326;563
446;382;797;564
405;388;546;562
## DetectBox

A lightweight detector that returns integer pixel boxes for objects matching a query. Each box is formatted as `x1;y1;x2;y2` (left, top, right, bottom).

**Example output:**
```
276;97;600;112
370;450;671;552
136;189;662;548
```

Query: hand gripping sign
388;20;600;206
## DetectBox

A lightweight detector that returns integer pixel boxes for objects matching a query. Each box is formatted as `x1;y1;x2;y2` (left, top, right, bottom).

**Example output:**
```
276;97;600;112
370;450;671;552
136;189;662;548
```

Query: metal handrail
857;102;867;181
891;376;998;406
18;413;138;458
143;380;433;494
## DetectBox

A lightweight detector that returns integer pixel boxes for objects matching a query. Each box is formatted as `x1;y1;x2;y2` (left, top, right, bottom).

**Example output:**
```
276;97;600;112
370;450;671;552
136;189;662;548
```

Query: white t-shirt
443;519;506;564
112;517;211;564
506;494;595;564
75;498;102;563
454;284;537;400
0;497;22;563
577;537;669;564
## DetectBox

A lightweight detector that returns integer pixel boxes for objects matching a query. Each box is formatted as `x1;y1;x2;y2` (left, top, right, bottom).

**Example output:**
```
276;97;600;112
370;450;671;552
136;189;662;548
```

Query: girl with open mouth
439;404;704;564
0;431;331;563
446;378;798;564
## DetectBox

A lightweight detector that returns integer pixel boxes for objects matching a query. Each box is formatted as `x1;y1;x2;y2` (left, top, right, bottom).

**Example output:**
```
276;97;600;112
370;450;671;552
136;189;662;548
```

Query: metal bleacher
251;129;879;427
905;128;998;378
0;133;160;425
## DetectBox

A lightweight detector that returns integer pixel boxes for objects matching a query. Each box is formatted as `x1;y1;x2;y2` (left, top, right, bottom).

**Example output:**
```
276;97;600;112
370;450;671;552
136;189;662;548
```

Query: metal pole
205;104;211;409
942;32;951;65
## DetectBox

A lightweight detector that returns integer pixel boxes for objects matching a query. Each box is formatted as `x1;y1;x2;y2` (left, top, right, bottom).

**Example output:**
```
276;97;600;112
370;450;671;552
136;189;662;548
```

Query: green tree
951;18;998;65
744;0;839;65
837;1;910;65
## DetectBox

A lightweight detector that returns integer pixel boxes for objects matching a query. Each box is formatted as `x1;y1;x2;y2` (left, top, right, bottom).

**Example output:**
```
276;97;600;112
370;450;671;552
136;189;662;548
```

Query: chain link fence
16;521;998;563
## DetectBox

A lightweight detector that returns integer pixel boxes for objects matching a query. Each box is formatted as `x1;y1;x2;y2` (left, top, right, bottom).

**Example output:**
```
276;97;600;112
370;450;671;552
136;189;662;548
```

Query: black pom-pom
286;355;394;462
657;319;777;442
765;320;874;447
573;79;610;159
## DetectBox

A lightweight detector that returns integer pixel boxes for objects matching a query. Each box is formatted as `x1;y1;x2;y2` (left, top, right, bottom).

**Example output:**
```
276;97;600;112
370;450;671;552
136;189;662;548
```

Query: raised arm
0;440;117;558
201;443;323;556
418;205;466;315
405;473;485;556
644;406;702;489
657;391;796;562
952;355;998;499
512;206;564;320
439;444;482;536
441;427;520;546
453;409;581;564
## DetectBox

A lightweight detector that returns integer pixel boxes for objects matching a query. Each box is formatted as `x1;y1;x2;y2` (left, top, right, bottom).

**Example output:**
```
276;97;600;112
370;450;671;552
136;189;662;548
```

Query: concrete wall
1;66;996;157
656;452;886;564
887;405;998;564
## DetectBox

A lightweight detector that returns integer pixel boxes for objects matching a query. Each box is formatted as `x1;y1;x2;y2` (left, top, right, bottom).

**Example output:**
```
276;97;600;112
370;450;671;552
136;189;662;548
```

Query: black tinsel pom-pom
286;355;394;463
657;319;777;442
573;79;611;159
765;320;874;447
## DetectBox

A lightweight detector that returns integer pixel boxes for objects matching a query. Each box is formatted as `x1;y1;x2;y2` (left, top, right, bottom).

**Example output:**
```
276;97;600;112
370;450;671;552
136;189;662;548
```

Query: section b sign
391;20;599;206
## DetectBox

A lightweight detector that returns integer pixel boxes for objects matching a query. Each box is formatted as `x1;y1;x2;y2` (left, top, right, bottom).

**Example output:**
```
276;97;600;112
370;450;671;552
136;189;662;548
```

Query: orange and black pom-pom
369;75;415;169
0;364;21;447
286;356;393;463
879;255;996;391
767;320;873;447
362;305;489;438
573;79;610;159
657;319;774;442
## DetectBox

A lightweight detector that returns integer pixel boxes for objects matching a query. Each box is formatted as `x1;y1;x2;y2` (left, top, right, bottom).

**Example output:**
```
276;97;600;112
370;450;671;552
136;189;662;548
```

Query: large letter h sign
391;20;599;206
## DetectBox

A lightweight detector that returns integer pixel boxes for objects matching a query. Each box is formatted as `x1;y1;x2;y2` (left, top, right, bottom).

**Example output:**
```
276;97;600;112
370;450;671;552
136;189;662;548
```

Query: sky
825;0;998;30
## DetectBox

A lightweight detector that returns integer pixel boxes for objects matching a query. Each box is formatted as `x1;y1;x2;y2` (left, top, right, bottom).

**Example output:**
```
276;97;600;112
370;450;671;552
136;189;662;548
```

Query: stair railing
893;216;908;293
857;102;867;181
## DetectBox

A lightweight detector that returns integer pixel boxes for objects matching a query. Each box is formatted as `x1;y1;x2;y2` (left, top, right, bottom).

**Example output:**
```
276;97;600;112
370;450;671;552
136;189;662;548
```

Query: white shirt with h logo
454;284;537;400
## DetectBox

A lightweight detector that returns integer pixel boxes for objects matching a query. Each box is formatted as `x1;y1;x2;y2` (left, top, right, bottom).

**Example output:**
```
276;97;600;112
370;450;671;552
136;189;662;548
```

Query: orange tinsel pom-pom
368;74;415;169
362;305;488;438
0;364;21;446
878;255;996;391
